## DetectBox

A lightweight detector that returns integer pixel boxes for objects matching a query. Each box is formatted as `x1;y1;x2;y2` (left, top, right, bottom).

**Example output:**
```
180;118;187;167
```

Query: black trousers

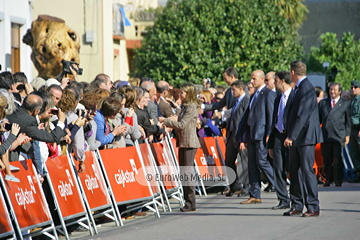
350;129;360;171
272;130;290;205
289;145;320;212
321;141;344;184
179;148;197;209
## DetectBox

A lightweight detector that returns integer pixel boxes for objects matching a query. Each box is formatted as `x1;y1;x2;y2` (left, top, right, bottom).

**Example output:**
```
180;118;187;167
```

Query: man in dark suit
267;71;293;210
237;70;276;204
224;80;250;196
318;83;351;187
157;81;177;118
202;67;238;112
7;94;67;161
283;60;323;217
201;67;238;195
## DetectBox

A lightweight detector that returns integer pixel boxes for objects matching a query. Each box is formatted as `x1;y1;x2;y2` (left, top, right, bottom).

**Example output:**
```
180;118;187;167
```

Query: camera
61;59;83;75
76;109;86;118
50;109;59;115
16;84;26;91
4;123;13;131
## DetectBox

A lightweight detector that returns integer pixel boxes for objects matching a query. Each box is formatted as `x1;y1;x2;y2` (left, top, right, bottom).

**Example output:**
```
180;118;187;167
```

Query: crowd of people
0;59;360;219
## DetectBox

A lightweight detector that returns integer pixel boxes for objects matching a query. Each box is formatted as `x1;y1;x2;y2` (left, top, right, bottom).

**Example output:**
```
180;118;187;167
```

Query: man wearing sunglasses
350;80;360;182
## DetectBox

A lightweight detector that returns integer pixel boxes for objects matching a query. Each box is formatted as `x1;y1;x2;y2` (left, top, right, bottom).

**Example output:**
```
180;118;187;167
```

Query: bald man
7;94;67;161
236;70;276;204
157;80;176;117
265;71;276;92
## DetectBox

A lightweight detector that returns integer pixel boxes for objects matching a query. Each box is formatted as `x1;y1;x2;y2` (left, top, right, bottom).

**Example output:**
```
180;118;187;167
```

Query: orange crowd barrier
0;186;15;239
0;160;57;239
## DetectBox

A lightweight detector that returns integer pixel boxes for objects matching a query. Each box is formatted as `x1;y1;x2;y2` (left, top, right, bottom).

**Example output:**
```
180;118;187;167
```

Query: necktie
331;99;336;108
276;93;286;133
249;91;259;109
105;121;111;136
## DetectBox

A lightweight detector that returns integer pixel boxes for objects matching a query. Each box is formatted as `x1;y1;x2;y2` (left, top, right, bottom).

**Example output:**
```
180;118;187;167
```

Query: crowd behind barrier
1;64;360;238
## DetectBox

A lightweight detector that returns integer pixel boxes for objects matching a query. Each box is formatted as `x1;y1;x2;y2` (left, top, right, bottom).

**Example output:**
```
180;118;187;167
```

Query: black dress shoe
226;189;242;197
221;188;231;195
335;183;342;187
272;203;290;210
302;210;319;217
323;181;330;187
180;206;196;212
226;191;235;197
283;208;302;216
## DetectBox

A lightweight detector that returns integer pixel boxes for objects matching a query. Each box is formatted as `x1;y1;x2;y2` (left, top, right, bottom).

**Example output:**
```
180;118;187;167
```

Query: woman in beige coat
162;83;201;212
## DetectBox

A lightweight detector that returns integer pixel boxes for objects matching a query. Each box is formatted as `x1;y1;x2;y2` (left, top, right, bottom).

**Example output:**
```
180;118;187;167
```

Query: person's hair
100;97;121;117
140;81;154;91
134;87;145;102
47;84;63;93
57;89;77;113
181;83;200;107
23;94;43;113
329;82;342;93
93;88;110;99
224;67;238;79
199;90;212;103
13;72;28;84
80;92;101;110
275;71;291;84
69;81;84;96
215;85;225;93
128;77;141;87
80;81;93;93
118;85;136;108
0;95;8;120
141;77;153;84
110;92;125;103
66;87;81;101
314;86;324;97
231;80;247;90
0;71;14;90
0;89;16;115
156;84;168;93
90;73;110;89
290;60;307;76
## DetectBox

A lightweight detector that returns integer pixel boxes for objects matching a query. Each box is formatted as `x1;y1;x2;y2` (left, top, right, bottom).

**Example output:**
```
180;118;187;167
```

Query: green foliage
274;0;308;28
133;0;304;87
308;32;360;90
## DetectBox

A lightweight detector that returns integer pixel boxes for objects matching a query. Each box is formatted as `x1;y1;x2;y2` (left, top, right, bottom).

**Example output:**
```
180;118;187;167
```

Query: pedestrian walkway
73;183;360;240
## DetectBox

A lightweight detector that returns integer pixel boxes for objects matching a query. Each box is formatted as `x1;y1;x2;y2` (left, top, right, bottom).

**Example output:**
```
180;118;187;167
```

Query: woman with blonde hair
161;83;201;212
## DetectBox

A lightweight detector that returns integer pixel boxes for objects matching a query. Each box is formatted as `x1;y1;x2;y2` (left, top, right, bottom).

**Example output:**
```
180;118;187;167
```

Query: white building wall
0;0;32;78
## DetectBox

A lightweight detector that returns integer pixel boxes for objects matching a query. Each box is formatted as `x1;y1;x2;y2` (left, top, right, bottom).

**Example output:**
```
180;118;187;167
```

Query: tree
308;32;360;90
133;0;304;86
274;0;308;28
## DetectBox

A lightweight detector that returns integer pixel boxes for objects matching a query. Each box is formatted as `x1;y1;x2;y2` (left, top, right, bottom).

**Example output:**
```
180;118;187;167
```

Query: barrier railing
0;136;231;238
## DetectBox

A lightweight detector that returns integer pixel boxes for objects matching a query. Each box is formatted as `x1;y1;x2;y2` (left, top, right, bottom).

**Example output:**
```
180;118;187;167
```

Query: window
11;23;20;72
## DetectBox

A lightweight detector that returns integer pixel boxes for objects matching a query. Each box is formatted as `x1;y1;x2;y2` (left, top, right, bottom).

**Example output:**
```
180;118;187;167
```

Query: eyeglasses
351;86;359;89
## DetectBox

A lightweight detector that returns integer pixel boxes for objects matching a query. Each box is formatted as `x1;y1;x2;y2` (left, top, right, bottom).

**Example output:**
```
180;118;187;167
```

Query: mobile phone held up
4;123;13;131
76;109;86;118
50;109;59;115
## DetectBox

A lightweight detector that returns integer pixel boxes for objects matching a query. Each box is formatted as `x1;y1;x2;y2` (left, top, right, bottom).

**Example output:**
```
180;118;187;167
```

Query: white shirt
331;96;340;105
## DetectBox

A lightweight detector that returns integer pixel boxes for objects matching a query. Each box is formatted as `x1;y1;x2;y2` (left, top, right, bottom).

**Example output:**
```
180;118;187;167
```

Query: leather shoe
323;181;330;187
335;182;342;187
272;203;290;210
240;197;261;204
302;210;319;217
283;208;302;216
180;206;196;212
221;188;231;195
226;189;242;197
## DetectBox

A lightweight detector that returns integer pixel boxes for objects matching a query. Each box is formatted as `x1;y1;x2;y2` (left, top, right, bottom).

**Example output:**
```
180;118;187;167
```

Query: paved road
72;183;360;240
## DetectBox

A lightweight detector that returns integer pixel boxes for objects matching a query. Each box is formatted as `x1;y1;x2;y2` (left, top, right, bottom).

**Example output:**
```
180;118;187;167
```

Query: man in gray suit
318;83;351;187
283;60;323;217
224;80;250;196
140;80;159;125
237;70;276;204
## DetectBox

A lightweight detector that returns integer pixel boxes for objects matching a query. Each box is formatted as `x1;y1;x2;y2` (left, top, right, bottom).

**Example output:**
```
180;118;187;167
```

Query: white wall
0;0;32;78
